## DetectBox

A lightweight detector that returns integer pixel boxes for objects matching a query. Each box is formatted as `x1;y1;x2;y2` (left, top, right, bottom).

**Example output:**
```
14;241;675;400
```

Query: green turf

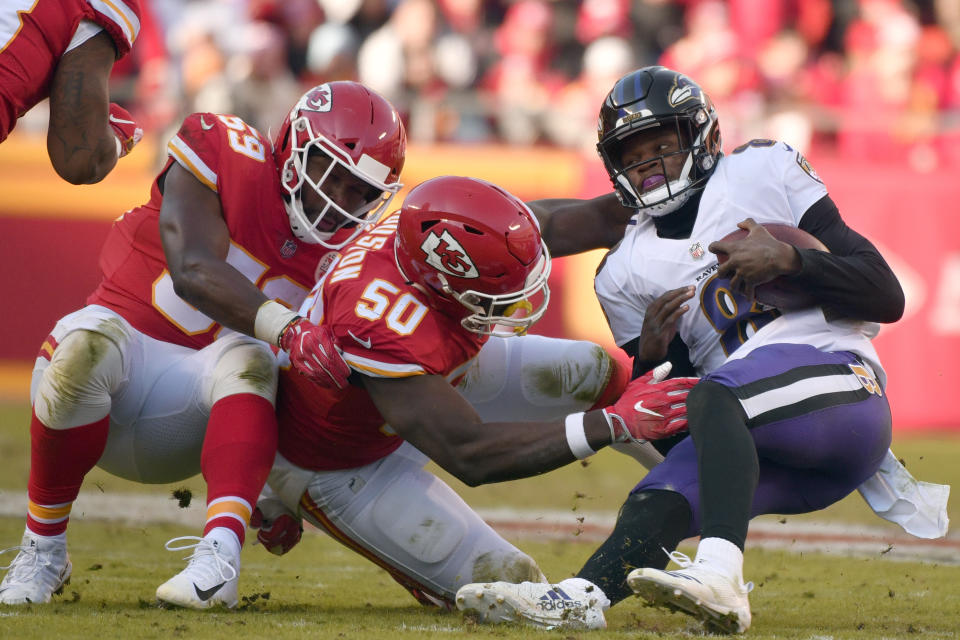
2;401;959;638
1;401;958;525
0;517;957;639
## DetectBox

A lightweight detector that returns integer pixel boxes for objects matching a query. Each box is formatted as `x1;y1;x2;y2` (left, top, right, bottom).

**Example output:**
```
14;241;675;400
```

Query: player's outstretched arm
362;371;695;487
527;192;634;257
158;163;272;335
47;31;140;184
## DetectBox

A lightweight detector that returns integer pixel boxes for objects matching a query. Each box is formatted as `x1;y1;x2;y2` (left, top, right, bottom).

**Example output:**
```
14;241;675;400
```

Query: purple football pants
634;343;892;538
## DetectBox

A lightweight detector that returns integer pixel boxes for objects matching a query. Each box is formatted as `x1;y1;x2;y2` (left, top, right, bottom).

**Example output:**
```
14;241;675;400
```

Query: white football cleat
455;579;608;630
156;536;239;609
0;532;72;605
627;552;753;634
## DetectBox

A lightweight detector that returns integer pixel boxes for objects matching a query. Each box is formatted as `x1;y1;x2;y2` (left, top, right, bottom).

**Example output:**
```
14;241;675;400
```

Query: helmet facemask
599;108;717;217
440;250;551;337
281;115;401;249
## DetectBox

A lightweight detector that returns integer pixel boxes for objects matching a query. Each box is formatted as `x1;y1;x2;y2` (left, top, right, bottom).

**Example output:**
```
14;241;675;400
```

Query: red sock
589;354;631;410
201;394;278;546
27;410;110;536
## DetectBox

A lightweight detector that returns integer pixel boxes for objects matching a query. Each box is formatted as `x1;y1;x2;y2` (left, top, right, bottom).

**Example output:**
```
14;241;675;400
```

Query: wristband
564;412;596;459
254;300;300;347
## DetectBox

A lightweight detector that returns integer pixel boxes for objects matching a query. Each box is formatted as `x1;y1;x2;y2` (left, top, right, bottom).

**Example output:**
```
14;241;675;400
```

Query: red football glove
250;505;303;556
603;366;698;442
280;317;351;389
108;103;143;158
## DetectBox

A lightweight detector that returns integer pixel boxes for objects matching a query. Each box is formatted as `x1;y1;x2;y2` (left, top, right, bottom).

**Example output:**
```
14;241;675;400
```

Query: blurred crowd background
18;0;960;170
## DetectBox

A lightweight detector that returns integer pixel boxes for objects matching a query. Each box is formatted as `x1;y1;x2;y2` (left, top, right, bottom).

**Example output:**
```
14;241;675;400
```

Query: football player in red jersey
0;81;403;607
0;0;143;184
250;175;698;608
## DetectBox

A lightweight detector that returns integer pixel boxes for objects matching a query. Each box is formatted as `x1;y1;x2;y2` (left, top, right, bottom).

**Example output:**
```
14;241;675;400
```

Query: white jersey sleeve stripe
87;0;140;46
168;136;218;192
342;351;425;378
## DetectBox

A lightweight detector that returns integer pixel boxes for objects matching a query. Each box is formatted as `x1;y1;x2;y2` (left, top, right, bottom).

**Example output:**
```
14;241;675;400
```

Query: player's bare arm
527;192;633;257
362;374;611;486
159;163;270;336
709;218;801;299
46;30;119;185
362;371;695;487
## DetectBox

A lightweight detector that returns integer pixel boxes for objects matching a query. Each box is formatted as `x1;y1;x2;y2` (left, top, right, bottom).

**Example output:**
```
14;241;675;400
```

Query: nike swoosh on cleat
194;581;225;601
633;400;663;418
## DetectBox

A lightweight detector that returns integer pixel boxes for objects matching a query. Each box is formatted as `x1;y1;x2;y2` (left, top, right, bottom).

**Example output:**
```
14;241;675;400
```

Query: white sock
26;528;66;544
205;527;241;561
694;537;743;581
558;577;611;610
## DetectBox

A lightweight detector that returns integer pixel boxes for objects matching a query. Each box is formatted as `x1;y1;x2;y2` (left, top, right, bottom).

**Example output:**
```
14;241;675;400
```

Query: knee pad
370;473;467;564
460;335;621;420
209;340;278;405
33;330;124;429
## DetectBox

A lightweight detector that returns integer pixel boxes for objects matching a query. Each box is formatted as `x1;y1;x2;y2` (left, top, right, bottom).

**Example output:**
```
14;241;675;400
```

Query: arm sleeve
84;0;141;58
165;114;222;193
791;195;905;323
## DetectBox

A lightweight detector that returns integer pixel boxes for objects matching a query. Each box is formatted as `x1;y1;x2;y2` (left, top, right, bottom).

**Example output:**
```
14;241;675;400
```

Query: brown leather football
716;223;829;310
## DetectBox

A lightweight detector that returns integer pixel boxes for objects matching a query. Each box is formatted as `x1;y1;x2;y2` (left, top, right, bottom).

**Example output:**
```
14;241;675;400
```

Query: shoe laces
661;548;754;593
0;540;42;579
164;536;237;583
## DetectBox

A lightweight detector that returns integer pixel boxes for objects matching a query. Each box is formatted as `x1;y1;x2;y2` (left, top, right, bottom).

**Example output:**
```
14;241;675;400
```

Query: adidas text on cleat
627;553;753;634
156;536;239;609
0;532;72;605
455;580;607;630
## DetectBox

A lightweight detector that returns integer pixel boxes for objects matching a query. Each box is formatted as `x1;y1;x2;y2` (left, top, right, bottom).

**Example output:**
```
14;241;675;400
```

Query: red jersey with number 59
0;0;141;141
87;112;330;349
277;212;487;471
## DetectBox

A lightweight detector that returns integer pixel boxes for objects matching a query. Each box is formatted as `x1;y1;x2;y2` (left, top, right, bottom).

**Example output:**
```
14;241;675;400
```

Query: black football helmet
597;66;721;216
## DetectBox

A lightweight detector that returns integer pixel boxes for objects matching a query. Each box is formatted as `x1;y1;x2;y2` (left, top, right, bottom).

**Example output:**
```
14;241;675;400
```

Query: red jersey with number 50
87;112;330;349
277;212;487;471
0;0;141;141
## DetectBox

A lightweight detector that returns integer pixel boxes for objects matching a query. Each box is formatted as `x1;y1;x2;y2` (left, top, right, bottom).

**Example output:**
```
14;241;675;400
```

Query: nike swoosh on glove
280;317;351;389
602;363;698;441
250;506;303;556
108;103;143;158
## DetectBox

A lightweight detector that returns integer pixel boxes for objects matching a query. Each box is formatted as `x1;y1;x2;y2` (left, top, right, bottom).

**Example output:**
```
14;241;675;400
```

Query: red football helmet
273;82;406;248
394;176;551;336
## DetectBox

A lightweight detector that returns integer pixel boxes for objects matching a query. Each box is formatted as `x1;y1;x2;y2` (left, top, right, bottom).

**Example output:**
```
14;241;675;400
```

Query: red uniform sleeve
166;112;271;198
83;0;141;59
165;113;225;193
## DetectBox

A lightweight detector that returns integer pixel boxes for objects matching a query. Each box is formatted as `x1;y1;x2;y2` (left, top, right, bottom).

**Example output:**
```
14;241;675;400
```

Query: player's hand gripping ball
711;220;829;310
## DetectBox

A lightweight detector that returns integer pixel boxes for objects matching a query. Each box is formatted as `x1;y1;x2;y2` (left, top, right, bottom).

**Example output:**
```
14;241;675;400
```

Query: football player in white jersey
455;66;928;634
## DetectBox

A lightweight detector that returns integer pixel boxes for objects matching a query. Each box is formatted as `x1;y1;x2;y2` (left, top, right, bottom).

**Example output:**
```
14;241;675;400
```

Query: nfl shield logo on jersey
280;239;298;258
689;241;705;260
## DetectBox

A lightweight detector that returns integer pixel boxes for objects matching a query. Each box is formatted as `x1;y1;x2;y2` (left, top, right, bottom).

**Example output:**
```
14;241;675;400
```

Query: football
715;223;829;310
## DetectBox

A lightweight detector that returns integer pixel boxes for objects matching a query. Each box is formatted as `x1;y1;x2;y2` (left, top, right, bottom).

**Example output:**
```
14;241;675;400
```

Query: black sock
575;489;691;605
687;380;758;549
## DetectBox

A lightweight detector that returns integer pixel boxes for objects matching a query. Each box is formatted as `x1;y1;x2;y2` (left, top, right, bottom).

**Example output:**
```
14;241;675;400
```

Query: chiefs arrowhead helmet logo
421;230;479;279
302;84;332;113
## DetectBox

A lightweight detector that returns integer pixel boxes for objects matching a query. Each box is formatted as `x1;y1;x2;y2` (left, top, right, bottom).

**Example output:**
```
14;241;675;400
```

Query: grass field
1;401;959;639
